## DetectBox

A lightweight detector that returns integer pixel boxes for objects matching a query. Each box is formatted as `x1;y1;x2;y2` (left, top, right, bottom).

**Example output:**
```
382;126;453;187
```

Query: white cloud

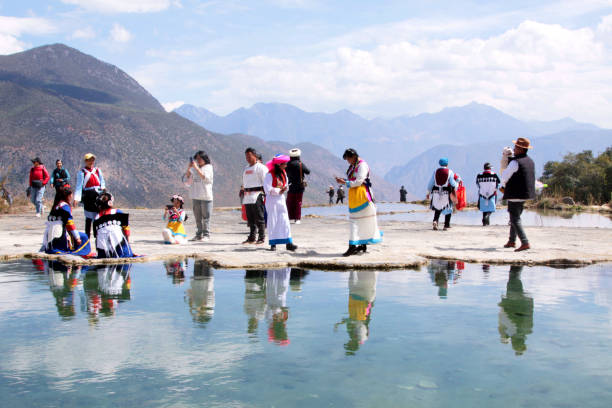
0;16;56;54
70;26;96;40
61;0;172;13
162;101;185;112
109;23;132;43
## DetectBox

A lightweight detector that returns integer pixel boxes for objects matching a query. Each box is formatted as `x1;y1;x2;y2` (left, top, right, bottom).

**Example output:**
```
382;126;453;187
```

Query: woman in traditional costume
162;194;187;244
427;157;458;230
42;185;94;257
93;192;134;258
476;162;501;226
263;155;298;251
335;148;382;257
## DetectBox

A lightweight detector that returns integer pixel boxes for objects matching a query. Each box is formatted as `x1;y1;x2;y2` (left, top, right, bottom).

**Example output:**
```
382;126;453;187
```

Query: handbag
31;180;43;188
299;162;307;188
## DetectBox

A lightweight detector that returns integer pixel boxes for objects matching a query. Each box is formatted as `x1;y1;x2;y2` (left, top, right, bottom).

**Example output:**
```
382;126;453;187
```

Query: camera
166;204;174;209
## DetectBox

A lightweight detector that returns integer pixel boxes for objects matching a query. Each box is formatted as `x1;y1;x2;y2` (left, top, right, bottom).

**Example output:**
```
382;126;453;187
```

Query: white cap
289;148;301;158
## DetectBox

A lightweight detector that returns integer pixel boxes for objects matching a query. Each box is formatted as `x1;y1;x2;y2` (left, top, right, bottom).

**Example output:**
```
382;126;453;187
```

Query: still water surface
1;260;611;407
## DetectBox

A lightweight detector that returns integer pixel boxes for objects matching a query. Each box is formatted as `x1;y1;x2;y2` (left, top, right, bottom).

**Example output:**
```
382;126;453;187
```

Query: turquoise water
1;260;611;407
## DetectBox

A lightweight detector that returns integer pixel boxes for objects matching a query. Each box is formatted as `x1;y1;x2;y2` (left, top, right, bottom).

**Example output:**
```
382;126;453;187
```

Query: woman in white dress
263;154;298;252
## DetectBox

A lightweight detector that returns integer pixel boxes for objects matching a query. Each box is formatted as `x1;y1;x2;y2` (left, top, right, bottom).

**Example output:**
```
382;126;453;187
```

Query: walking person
242;147;268;244
399;185;407;202
74;153;105;237
476;162;501;226
427;158;458;230
264;154;297;251
28;157;50;217
335;148;382;257
500;138;536;252
184;151;213;241
336;185;345;204
327;185;335;204
285;148;310;224
50;159;70;192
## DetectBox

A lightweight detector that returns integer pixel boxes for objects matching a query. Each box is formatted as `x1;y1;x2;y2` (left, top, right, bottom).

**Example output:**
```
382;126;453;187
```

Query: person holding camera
162;195;187;244
285;148;310;224
184;151;213;241
28;157;50;217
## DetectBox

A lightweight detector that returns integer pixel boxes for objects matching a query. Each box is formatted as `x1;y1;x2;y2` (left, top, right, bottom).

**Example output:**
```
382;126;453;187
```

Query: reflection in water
46;261;87;319
335;271;378;355
498;265;534;355
428;260;462;298
266;268;291;346
185;260;215;326
244;270;267;335
289;268;309;292
164;258;186;285
87;264;133;322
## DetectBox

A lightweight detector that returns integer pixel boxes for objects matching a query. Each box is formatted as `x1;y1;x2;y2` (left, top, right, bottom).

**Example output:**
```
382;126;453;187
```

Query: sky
1;0;612;127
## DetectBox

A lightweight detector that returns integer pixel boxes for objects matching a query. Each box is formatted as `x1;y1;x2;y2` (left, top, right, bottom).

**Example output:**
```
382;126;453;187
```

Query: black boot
343;245;359;257
269;245;276;251
286;243;298;251
358;244;367;253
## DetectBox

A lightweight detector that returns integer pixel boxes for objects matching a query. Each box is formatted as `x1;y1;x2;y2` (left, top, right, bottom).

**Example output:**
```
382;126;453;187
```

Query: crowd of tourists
31;136;536;259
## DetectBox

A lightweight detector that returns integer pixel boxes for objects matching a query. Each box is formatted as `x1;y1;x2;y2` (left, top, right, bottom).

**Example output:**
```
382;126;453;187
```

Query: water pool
1;260;611;407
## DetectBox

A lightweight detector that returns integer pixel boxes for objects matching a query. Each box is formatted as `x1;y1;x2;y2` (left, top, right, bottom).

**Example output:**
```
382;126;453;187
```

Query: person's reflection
85;264;133;321
427;260;457;298
46;261;84;318
164;258;186;285
244;270;267;335
289;268;309;292
498;265;534;355
335;271;378;355
185;260;215;326
265;268;291;346
482;264;491;278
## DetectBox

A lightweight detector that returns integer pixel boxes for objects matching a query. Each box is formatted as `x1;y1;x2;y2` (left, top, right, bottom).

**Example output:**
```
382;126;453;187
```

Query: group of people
426;137;535;251
36;136;535;260
327;184;345;204
41;153;135;259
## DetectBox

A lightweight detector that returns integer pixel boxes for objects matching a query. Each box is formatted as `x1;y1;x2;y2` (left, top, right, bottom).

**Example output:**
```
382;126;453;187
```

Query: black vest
503;154;536;200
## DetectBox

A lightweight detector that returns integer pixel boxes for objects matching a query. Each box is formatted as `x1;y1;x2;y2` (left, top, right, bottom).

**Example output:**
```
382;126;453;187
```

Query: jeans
193;199;213;238
30;186;45;214
508;201;528;244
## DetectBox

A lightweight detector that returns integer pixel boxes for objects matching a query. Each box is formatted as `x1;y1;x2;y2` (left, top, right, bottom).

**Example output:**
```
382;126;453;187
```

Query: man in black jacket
285;148;310;224
500;138;536;252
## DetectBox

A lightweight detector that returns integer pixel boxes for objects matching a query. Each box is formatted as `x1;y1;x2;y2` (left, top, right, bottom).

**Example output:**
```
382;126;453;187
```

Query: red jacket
29;166;50;186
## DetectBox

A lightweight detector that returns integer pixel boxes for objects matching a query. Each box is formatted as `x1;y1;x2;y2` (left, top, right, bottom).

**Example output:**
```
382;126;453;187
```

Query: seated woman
93;192;134;258
162;194;187;244
42;185;94;257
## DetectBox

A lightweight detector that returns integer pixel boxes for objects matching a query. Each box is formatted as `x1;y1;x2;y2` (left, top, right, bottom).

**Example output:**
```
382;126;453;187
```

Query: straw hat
84;153;96;160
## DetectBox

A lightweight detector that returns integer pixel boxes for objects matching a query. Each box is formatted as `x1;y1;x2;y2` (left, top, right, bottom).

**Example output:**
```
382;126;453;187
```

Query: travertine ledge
1;207;611;269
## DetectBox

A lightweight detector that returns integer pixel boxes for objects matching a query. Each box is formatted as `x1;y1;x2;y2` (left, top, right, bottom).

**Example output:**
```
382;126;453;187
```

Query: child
163;195;187;244
93;192;134;258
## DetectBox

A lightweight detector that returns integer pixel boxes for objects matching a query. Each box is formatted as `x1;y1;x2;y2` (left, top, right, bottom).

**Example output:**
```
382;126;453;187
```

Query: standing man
426;158;458;230
28;157;50;217
50;159;70;192
242;147;268;244
327;185;335;205
500;138;535;252
285;148;310;224
336;185;345;204
476;163;500;226
184;151;214;241
74;153;105;237
399;185;407;202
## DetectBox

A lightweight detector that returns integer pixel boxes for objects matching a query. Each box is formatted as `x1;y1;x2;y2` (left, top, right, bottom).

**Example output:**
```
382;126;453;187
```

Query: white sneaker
202;236;210;242
35;213;41;218
295;220;301;224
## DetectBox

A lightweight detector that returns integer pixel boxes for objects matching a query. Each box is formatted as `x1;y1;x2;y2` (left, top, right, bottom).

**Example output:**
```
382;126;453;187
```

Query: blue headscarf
439;157;448;166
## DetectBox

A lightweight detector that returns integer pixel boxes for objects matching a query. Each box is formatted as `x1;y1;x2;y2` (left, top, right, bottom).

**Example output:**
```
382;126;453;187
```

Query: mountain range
175;102;602;176
0;44;395;208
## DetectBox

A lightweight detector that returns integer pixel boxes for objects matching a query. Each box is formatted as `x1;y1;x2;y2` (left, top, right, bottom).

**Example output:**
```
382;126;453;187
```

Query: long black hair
342;148;358;160
52;185;73;208
194;150;210;164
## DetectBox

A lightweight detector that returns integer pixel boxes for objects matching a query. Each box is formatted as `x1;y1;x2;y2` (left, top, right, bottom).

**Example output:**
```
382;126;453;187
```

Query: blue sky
1;0;612;127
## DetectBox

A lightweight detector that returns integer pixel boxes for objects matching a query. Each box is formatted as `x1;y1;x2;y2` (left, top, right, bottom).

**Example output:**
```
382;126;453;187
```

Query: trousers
508;201;528;244
193;199;213;238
